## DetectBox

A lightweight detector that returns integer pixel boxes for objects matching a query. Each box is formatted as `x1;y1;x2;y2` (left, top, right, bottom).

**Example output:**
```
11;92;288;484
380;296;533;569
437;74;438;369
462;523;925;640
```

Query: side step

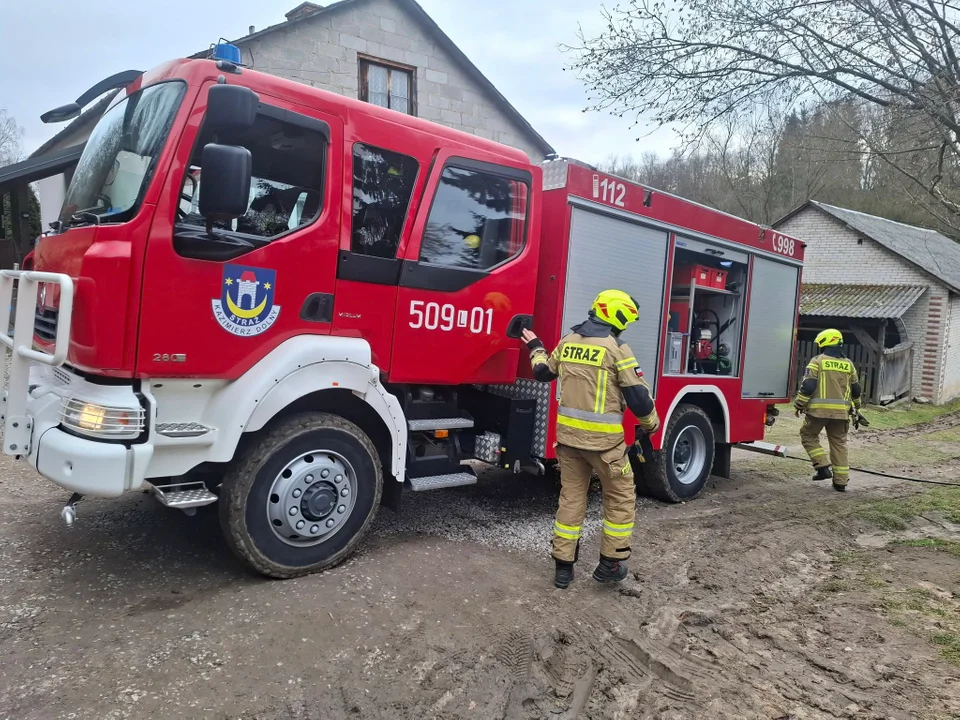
408;471;478;492
734;441;788;457
408;417;475;432
150;481;219;508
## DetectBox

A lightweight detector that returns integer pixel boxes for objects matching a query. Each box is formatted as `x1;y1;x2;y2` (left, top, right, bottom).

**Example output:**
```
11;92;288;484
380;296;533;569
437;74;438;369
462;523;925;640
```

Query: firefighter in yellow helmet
794;328;863;492
521;289;660;589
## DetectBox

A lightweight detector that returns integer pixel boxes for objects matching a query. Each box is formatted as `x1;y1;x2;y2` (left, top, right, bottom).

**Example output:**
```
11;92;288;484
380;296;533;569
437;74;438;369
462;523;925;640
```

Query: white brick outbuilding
775;201;960;404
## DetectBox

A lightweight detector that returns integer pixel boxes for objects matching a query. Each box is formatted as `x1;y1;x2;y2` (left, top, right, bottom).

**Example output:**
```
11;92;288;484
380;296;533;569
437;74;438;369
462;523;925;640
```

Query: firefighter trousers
553;442;635;563
799;415;850;486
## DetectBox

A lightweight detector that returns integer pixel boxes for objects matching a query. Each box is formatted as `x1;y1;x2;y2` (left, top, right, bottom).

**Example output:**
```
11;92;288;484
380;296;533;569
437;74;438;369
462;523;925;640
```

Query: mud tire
219;412;382;579
641;404;715;503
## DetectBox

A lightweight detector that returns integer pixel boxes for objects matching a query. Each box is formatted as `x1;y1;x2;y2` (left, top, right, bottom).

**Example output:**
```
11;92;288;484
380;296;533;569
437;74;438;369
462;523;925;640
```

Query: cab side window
419;165;528;271
351;144;419;258
176;110;326;241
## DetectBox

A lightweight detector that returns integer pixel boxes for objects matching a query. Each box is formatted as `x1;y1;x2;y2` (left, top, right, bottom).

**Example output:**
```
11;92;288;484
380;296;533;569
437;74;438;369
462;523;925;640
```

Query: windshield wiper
63;211;102;228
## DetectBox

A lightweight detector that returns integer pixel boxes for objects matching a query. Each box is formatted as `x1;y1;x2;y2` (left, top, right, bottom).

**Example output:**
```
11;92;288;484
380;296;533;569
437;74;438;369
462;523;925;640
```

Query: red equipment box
710;268;727;289
674;264;712;287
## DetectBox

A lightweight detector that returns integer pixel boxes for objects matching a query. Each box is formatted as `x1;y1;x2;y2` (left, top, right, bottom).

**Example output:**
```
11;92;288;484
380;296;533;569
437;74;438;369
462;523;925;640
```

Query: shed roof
800;284;927;319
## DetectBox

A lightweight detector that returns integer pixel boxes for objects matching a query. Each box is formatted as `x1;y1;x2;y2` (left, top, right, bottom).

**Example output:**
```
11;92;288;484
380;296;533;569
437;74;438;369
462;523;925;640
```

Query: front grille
34;307;58;343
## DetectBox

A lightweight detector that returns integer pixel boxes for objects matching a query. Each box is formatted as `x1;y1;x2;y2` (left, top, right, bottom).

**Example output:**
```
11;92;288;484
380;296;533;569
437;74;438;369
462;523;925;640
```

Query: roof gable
776;200;960;293
191;0;553;156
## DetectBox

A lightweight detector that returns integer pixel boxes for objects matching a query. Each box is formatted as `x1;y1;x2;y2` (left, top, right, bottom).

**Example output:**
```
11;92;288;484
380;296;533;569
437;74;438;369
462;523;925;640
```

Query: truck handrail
0;269;74;457
0;269;74;367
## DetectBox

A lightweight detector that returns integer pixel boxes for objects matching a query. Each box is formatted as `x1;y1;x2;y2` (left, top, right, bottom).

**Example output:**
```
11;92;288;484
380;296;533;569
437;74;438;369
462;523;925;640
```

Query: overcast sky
0;0;675;163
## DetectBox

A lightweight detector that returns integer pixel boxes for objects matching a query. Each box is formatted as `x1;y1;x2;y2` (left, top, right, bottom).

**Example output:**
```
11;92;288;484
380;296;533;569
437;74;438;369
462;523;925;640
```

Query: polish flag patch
635;367;644;377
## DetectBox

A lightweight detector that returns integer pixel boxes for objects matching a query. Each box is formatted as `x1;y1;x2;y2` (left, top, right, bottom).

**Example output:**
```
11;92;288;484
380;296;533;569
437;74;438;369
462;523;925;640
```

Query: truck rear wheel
641;404;715;503
219;412;383;579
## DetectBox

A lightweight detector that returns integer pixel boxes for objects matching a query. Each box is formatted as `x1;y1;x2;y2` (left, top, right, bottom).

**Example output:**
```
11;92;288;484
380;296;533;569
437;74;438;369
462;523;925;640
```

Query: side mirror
198;144;252;222
205;84;259;131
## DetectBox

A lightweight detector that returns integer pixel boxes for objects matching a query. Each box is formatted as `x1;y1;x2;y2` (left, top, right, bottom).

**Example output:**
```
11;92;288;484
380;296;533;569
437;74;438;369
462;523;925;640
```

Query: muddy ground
2;411;960;719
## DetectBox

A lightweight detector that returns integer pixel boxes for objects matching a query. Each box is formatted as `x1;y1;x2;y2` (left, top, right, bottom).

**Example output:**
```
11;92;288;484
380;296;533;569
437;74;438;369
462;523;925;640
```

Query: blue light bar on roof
212;43;242;65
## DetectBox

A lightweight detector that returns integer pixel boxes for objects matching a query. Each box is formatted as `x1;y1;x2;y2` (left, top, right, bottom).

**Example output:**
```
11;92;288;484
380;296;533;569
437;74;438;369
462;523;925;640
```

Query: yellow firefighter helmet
815;328;843;348
591;289;640;332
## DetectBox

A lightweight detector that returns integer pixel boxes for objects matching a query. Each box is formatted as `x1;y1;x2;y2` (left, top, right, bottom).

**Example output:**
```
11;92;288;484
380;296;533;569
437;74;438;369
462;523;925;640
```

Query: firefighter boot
592;556;628;584
812;465;833;482
554;540;580;589
555;560;574;589
832;481;847;493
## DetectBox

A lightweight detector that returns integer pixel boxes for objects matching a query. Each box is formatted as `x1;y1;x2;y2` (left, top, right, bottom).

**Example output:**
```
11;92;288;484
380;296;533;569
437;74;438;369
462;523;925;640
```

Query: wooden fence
794;340;912;405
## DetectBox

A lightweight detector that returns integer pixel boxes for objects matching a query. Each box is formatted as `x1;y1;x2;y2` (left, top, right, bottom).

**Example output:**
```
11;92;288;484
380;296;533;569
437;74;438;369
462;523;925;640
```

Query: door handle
300;293;333;323
506;314;534;339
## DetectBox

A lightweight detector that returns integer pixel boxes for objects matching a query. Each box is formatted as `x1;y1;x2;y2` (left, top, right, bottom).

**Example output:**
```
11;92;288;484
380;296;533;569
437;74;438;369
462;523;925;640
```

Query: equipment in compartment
669;246;745;376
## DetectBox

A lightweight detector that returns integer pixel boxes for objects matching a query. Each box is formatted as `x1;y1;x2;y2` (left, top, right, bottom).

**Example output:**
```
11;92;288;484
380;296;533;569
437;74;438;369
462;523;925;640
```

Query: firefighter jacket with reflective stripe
528;319;660;451
795;350;862;420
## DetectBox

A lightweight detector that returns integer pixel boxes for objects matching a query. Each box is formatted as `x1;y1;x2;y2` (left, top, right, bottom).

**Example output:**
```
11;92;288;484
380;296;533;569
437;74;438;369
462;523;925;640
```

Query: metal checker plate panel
485;379;552;458
408;473;478;491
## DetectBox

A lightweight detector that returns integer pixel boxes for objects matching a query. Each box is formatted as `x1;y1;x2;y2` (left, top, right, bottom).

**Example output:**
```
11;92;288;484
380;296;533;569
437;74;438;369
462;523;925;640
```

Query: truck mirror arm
41;69;144;124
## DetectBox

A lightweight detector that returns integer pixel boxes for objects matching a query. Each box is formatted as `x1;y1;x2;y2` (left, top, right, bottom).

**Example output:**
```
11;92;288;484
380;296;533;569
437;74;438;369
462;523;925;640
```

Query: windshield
59;81;186;226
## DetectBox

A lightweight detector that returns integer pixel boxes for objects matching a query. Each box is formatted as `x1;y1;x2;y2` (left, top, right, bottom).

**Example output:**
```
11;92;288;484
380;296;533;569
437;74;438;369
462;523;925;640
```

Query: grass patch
933;634;960;665
892;538;960;558
772;398;960;435
829;488;960;531
832;549;869;566
759;405;960;472
880;442;959;468
821;579;850;593
881;588;960;665
923;427;960;443
862;398;960;431
827;546;960;666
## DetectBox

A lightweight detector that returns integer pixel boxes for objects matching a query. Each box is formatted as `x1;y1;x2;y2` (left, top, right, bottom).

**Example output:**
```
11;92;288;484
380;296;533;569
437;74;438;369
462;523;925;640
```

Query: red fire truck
2;47;804;578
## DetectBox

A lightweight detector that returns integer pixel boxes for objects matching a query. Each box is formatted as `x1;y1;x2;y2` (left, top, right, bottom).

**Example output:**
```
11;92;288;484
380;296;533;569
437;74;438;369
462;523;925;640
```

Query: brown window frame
358;55;417;116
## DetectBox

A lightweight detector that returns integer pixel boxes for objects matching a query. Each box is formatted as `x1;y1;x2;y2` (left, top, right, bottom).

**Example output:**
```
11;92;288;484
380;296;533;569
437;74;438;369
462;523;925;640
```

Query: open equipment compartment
666;235;749;377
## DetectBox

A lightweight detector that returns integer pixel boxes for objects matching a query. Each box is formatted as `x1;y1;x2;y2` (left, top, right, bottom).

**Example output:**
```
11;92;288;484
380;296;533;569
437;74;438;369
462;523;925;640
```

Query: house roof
800;283;927;319
189;0;554;157
776;200;960;294
0;145;86;195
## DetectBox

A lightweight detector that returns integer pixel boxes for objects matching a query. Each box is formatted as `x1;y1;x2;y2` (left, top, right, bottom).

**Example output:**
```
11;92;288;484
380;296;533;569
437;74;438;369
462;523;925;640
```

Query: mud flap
381;474;403;513
712;442;731;479
628;432;656;496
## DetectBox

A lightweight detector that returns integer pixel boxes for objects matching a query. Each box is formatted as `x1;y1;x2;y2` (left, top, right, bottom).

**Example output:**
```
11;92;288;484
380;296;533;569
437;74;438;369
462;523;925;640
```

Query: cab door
390;153;541;385
136;82;342;379
330;141;423;372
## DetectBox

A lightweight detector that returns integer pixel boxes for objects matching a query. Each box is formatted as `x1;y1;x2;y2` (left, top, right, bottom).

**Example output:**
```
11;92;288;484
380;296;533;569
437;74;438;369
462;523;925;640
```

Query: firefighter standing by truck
794;329;865;492
520;289;661;589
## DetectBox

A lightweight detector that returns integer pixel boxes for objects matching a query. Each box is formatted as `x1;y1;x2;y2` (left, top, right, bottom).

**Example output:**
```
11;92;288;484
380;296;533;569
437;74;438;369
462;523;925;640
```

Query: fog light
77;404;107;431
60;397;144;439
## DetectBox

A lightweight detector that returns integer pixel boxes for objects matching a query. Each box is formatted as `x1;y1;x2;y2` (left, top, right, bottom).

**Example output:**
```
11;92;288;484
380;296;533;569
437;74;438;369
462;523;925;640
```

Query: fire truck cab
1;47;803;578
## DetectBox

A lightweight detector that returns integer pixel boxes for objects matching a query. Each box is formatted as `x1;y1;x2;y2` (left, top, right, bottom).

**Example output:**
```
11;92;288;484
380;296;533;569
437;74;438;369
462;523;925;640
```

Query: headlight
59;397;145;439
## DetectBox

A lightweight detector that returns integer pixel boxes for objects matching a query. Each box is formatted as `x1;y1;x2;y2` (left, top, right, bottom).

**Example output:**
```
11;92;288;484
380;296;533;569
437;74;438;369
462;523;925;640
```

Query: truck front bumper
33;426;153;498
17;366;154;498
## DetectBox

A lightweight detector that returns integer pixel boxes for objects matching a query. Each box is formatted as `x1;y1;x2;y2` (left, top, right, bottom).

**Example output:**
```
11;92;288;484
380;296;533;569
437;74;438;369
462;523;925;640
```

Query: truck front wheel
219;412;383;579
641;404;715;503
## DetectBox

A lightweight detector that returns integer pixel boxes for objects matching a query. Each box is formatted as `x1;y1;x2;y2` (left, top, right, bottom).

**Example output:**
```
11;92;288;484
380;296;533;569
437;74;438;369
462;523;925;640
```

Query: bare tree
0;109;23;167
566;0;960;226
